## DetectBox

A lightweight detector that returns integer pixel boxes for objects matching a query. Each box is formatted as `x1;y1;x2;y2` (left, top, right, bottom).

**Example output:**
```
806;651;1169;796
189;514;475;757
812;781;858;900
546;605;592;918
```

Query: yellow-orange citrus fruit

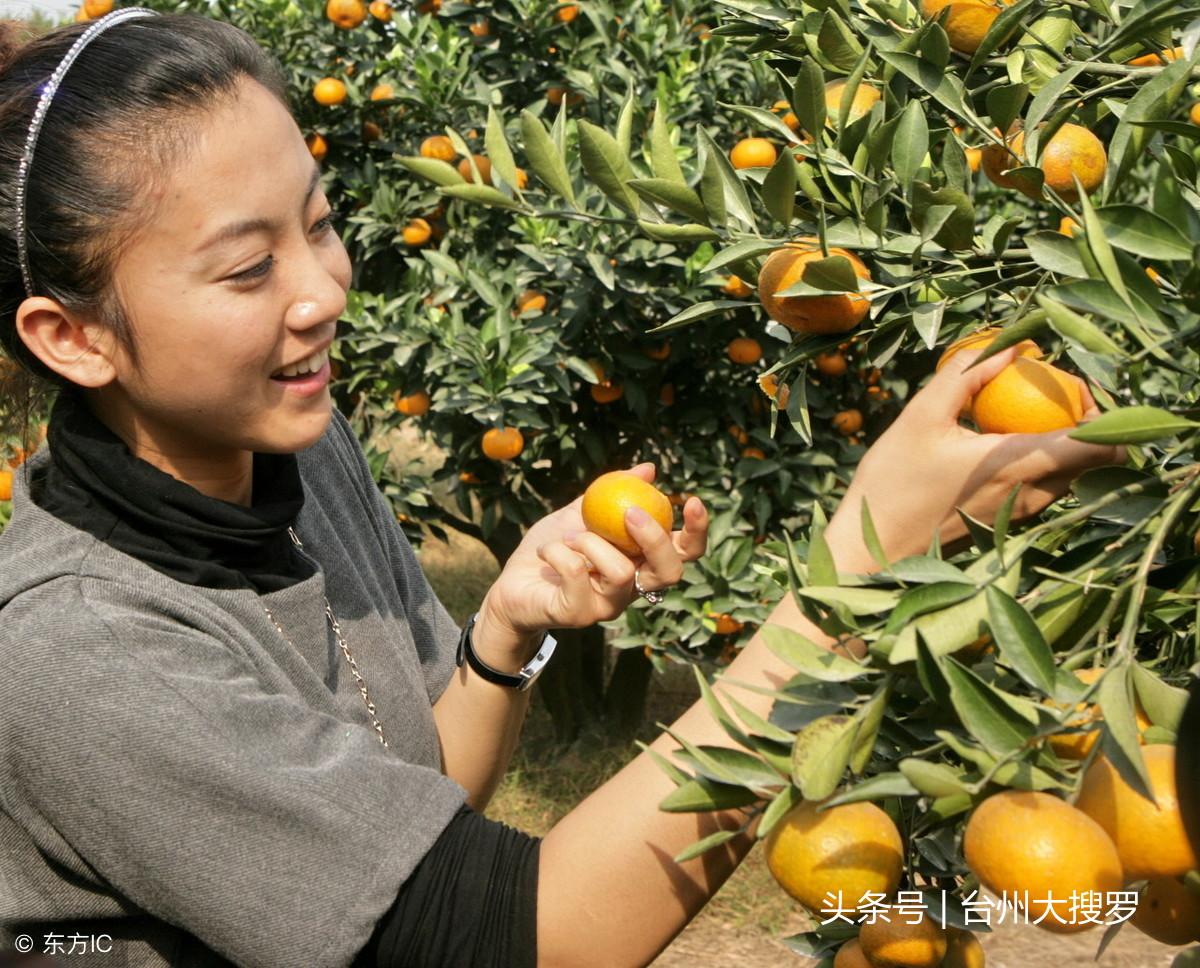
1190;103;1200;126
1127;46;1184;66
0;469;11;502
326;0;367;28
313;78;348;106
481;427;524;461
756;373;791;409
516;290;547;314
965;146;982;173
83;0;113;16
306;133;329;163
511;167;529;190
457;154;493;185
581;471;673;555
722;275;754;298
643;342;671;362
921;0;1011;54
659;383;675;405
459;471;481;485
1077;745;1198;881
76;6;91;21
368;0;393;20
1130;876;1200;946
815;351;848;377
416;0;441;12
727;338;763;365
546;86;584;107
833;940;872;968
824;80;881;127
859;914;948;968
469;17;491;37
590;383;624;404
402;218;432;246
833;409;863;436
1146;265;1162;285
941;928;986;968
982;123;1107;202
757;241;872;334
420;135;456;161
772;99;801;133
971;357;1083;434
935;327;1042;393
1059;216;1079;237
764;799;904;915
741;446;766;459
554;3;579;23
393;390;430;416
710;612;744;635
7;447;27;469
730;137;778;169
1044;667;1152;759
728;424;749;445
963;791;1123;933
362;121;383;143
370;83;394;101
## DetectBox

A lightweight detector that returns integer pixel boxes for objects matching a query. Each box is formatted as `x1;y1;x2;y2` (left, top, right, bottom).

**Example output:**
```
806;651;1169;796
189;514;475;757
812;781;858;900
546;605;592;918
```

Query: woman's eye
313;212;336;234
234;256;273;282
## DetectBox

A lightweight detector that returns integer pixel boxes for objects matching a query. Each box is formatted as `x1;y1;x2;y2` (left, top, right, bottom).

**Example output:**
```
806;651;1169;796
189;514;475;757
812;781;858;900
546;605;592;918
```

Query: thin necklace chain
260;526;388;748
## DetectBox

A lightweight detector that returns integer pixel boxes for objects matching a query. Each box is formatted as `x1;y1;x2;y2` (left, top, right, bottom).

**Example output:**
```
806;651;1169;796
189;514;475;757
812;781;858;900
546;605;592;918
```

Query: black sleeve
1177;675;1200;858
352;804;542;968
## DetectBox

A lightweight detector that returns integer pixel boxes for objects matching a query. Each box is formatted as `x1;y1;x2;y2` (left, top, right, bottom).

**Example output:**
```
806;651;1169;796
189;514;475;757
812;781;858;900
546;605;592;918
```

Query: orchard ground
401;427;1179;968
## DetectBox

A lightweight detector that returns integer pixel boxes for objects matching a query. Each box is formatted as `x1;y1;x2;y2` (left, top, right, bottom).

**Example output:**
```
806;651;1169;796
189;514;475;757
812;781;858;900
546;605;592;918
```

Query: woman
0;9;1126;968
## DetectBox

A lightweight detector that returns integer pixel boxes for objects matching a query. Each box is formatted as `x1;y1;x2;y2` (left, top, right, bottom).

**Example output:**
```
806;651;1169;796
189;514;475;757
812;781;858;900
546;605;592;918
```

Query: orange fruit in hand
982;122;1107;202
941;928;986;968
581;471;673;556
764;799;904;915
971;357;1083;434
824;80;881;127
457;154;493;185
936;326;1042;371
1076;745;1199;881
722;275;754;298
481;427;524;461
326;0;366;28
0;469;11;502
393;390;430;416
833;409;863;436
833;940;872;968
402;218;433;246
921;0;1012;54
964;790;1123;933
730;137;778;169
859;913;948;968
727;338;763;365
306;133;328;162
1130;876;1200;946
313;77;348;106
757;240;872;334
420;135;456;161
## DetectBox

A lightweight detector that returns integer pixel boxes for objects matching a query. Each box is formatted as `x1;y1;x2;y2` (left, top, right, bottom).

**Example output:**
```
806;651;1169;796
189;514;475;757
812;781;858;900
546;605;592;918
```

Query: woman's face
66;75;351;494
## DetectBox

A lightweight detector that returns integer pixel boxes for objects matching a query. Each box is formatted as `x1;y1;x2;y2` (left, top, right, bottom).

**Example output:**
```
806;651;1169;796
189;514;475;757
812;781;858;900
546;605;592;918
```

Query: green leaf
1024;62;1087;136
899;758;970;797
985;587;1057;694
726;693;798;744
1069;406;1200;445
659;777;761;812
627;178;709;223
941;656;1039;755
637;221;720;243
818;10;865;71
1097;664;1153;799
756;784;805;841
822;772;921;806
860;498;890;571
1035;294;1124;355
777;254;860;294
795;586;901;616
1078;186;1133;311
890;556;973;585
698;127;757;229
616;87;636;159
791;714;858;800
484;105;520;194
986;83;1030;133
439;184;530;211
760;624;870;681
651;299;748;333
395;155;466;187
702;239;778;273
762;149;797;225
893;100;930;187
876;50;971;120
650;97;686;185
692;665;753;750
967;0;1037;76
673;828;742;864
1093;205;1196;261
578;119;639;215
792;58;827;142
850;682;892;773
519;109;576;207
1130;663;1190;733
699;140;728;227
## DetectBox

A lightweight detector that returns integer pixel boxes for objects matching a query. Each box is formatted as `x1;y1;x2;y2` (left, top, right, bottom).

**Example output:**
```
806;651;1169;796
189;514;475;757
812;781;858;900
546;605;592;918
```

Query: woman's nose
285;259;346;332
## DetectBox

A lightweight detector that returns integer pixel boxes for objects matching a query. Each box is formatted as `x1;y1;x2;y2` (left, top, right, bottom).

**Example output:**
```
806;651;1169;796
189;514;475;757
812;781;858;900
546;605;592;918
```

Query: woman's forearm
536;593;837;968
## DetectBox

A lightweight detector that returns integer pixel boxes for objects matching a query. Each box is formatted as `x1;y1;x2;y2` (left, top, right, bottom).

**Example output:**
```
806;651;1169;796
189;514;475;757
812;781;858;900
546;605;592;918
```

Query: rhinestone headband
15;7;159;299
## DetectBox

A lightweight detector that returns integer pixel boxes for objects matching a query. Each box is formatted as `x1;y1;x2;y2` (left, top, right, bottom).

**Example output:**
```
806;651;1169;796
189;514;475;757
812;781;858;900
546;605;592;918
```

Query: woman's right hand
823;345;1125;573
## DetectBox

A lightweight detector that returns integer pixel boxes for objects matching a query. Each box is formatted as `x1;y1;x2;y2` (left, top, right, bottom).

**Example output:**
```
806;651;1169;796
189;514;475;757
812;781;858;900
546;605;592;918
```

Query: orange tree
388;0;1200;961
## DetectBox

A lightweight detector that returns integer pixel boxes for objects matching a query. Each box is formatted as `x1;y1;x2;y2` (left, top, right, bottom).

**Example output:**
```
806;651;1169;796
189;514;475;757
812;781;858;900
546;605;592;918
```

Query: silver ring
634;567;664;604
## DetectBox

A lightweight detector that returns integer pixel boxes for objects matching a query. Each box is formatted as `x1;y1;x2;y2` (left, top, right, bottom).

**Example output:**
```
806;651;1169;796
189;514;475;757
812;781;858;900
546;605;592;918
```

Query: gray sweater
0;408;470;966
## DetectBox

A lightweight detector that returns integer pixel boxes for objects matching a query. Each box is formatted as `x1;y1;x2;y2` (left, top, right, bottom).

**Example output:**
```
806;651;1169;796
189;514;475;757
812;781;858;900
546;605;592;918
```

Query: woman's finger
537;541;597;621
564;532;636;591
993;427;1124;483
672;496;709;561
908;346;1020;425
624;506;684;586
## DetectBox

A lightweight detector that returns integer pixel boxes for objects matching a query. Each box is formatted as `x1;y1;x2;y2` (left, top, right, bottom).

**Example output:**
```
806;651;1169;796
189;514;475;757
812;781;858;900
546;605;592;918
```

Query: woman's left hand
478;463;709;642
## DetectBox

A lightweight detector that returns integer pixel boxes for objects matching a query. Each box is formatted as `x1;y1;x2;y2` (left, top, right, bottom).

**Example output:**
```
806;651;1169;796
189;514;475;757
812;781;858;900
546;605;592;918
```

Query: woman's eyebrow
193;163;323;256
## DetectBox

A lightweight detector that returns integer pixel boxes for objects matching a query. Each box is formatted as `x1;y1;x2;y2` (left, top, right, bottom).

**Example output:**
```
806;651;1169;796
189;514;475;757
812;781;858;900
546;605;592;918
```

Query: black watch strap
455;612;557;691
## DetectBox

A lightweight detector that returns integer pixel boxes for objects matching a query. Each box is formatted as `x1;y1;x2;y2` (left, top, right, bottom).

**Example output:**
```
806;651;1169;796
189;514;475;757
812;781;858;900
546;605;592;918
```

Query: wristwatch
455;612;557;692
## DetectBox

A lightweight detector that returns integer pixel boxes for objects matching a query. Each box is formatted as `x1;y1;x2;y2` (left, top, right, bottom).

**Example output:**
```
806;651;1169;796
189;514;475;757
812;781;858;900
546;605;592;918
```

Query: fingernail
626;506;650;526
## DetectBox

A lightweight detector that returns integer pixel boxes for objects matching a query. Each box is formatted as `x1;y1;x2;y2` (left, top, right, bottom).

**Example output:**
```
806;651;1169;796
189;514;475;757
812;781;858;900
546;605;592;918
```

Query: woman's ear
14;296;118;388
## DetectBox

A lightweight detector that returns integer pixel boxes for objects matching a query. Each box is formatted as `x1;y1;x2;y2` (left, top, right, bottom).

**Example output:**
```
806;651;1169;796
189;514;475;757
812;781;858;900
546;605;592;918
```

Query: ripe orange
83;0;113;15
313;77;348;106
729;137;778;169
722;275;754;298
554;3;579;23
590;383;624;404
728;424;750;445
771;99;802;133
643;342;671;361
833;940;872;968
370;83;394;101
459;471;481;485
306;133;329;163
1058;216;1079;237
1130;876;1200;946
659;383;675;406
963;790;1123;933
758;240;872;334
76;5;91;21
756;373;791;409
859;914;948;968
326;0;366;28
362;121;383;143
833;409;863;436
516;290;547;314
393;390;430;416
921;0;1012;54
546;86;584;107
1191;103;1200;126
971;357;1083;434
457;154;493;185
936;326;1042;372
982;122;1107;202
710;612;745;635
741;446;766;459
0;469;11;502
6;446;27;469
481;427;524;461
581;470;673;555
1076;745;1198;881
469;17;491;37
764;799;904;915
1127;46;1184;67
1044;666;1152;759
727;337;763;365
965;146;982;173
420;135;456;161
416;0;441;13
402;218;433;246
824;80;881;127
815;351;848;377
368;0;393;20
941;928;986;968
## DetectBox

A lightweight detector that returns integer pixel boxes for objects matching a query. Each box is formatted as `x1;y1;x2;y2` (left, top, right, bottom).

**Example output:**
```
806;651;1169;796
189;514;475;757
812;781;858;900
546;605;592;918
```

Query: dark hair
0;11;289;471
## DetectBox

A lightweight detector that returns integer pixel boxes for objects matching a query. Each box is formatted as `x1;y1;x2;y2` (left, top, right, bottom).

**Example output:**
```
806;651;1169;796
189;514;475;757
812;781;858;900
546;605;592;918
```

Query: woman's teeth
274;348;328;378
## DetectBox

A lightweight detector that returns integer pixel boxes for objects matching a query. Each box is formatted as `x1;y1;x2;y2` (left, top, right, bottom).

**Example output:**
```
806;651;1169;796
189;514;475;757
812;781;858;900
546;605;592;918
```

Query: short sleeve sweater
0;399;472;966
